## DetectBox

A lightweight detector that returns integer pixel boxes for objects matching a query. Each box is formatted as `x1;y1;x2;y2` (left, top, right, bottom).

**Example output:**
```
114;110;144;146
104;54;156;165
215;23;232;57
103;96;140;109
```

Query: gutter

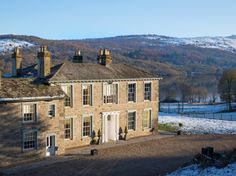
0;95;65;102
49;77;163;84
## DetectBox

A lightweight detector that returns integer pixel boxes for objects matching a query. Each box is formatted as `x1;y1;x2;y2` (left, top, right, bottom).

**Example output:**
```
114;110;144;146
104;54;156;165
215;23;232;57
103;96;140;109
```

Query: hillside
1;34;236;101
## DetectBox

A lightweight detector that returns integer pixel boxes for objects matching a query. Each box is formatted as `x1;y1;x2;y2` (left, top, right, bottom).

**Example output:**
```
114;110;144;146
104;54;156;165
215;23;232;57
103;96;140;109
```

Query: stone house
0;46;161;158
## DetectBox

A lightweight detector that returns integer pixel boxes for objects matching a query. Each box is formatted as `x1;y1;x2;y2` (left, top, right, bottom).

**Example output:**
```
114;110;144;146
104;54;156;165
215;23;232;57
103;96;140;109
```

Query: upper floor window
128;111;136;130
82;115;93;137
64;118;73;140
23;104;36;122
61;85;73;107
144;82;151;101
23;131;37;150
143;109;151;128
48;104;55;117
82;84;92;106
128;83;136;102
103;83;118;104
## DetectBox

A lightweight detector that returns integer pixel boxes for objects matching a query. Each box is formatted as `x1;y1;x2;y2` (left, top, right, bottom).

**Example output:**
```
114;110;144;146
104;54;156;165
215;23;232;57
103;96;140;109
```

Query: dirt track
7;135;236;176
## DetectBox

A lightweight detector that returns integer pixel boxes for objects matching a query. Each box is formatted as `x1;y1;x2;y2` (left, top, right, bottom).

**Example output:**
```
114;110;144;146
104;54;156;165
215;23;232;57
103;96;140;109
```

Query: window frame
103;82;119;104
64;117;73;140
22;103;37;123
48;104;56;118
82;114;93;138
142;108;152;129
22;130;38;151
82;84;93;106
127;82;137;103
144;81;152;101
127;110;136;131
61;84;73;108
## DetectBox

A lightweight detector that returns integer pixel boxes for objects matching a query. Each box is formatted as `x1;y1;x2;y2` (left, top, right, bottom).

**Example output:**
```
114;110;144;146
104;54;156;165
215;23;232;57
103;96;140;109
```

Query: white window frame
127;82;137;103
64;117;73;140
22;130;38;151
22;103;38;123
82;83;93;106
103;82;119;104
48;104;56;118
144;81;152;101
82;114;93;138
127;110;137;131
142;108;152;129
61;84;74;108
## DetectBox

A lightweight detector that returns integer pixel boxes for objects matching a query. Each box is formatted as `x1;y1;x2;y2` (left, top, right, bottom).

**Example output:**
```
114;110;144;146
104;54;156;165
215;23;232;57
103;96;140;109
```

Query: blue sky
0;0;235;39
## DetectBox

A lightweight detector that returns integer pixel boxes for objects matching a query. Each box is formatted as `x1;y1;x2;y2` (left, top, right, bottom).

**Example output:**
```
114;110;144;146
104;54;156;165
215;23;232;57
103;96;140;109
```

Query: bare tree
218;70;236;111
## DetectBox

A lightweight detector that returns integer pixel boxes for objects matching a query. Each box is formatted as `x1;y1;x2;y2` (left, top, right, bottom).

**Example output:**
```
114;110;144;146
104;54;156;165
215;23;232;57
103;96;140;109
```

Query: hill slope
1;34;236;101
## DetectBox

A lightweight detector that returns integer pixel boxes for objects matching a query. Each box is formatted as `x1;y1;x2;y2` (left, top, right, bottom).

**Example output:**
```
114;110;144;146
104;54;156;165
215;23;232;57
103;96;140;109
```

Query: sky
0;0;236;39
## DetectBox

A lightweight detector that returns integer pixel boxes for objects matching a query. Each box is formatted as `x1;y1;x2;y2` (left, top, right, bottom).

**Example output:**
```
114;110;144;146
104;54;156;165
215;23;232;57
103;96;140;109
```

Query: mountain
1;34;236;100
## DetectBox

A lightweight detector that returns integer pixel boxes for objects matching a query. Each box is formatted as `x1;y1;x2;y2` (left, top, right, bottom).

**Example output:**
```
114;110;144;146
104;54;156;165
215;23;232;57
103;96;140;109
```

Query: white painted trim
81;83;94;107
82;114;93;138
22;102;38;123
64;116;76;140
22;129;38;151
127;110;137;131
60;83;74;108
101;111;120;143
0;95;64;102
144;81;152;101
127;82;137;103
143;108;152;129
49;77;162;84
45;133;57;157
47;103;56;118
102;82;119;105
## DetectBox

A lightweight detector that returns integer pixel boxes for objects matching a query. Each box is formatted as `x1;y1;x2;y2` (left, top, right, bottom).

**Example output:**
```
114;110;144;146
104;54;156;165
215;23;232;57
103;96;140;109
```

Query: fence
160;103;236;121
182;113;236;121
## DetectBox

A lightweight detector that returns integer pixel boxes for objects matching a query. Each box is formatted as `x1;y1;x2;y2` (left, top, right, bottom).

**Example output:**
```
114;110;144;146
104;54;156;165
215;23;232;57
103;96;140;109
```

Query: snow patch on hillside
0;39;34;54
143;35;236;53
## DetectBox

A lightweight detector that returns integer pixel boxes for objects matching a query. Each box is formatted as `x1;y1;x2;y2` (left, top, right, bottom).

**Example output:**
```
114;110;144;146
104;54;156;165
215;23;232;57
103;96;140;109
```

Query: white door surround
46;134;56;156
102;111;120;143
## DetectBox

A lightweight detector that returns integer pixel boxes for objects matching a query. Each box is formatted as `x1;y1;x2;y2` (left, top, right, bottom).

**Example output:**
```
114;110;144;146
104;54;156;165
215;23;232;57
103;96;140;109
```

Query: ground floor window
143;109;151;128
128;111;136;130
65;118;73;139
83;115;92;137
23;131;37;150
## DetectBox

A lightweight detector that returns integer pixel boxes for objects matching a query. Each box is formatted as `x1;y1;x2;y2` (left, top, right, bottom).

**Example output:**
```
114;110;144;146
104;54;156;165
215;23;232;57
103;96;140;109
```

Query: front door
107;115;116;141
46;135;56;156
102;112;119;143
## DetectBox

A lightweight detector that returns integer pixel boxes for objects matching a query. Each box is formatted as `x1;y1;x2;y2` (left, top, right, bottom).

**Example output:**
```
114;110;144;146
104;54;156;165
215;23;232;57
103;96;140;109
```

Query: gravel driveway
3;135;236;176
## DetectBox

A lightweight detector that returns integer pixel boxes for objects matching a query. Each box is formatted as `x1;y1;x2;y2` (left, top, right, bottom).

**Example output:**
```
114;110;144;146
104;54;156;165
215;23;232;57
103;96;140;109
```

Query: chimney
73;49;83;63
12;47;22;77
37;46;51;78
97;49;112;66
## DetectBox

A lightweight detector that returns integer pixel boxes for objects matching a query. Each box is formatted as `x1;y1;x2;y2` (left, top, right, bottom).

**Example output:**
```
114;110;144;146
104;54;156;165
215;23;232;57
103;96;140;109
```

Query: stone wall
0;79;159;158
60;79;159;149
0;99;65;159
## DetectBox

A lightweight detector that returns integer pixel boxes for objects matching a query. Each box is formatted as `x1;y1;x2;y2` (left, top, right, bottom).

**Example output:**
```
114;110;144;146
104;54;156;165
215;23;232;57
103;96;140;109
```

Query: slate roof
48;62;159;82
0;78;64;101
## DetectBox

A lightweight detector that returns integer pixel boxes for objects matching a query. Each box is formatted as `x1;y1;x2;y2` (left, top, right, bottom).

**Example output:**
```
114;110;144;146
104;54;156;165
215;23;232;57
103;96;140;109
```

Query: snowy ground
167;163;236;176
159;113;236;134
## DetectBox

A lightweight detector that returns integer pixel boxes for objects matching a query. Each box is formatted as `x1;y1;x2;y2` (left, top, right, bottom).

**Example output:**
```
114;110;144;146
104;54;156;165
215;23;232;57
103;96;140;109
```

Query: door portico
102;111;120;143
